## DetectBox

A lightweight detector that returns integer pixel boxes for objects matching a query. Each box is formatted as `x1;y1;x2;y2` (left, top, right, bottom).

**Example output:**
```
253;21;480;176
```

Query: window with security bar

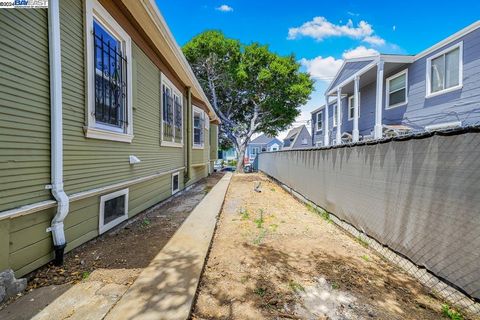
161;77;183;146
93;20;128;132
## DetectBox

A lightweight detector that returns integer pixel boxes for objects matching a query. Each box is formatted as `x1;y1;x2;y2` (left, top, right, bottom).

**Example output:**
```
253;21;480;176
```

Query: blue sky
157;0;480;137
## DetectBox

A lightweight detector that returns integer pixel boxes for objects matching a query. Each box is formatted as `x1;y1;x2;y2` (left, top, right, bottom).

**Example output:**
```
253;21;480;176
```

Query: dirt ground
0;173;224;319
192;173;464;320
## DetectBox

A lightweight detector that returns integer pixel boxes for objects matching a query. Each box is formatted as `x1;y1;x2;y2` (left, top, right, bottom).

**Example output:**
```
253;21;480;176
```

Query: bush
227;159;237;167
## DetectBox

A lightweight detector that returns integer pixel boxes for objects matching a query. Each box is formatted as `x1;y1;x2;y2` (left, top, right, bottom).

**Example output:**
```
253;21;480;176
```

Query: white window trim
386;69;408;109
316;111;323;132
171;172;180;194
192;105;204;149
333;105;337;127
251;147;260;156
99;188;129;234
347;93;361;121
425;41;463;98
84;0;133;143
160;73;184;148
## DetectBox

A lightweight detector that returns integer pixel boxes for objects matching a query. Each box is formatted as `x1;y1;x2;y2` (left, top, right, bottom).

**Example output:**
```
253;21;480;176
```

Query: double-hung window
161;75;183;146
386;69;408;109
193;106;205;149
427;42;463;97
316;111;323;132
85;0;133;142
348;94;361;120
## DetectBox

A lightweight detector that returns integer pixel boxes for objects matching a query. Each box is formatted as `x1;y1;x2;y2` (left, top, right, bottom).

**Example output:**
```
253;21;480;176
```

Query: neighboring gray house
283;125;312;149
312;21;480;146
246;134;282;163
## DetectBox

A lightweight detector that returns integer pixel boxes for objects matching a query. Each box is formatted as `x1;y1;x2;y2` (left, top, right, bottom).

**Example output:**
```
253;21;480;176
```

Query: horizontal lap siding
0;9;51;211
9;171;185;277
60;0;184;195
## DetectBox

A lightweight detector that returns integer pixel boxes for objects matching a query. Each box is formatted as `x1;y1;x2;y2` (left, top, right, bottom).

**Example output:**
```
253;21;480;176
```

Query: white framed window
251;147;260;156
85;0;133;143
348;93;361;120
426;42;463;98
333;104;338;127
301;138;308;145
161;74;183;147
99;188;129;234
316;111;323;132
193;105;205;149
386;69;408;109
172;172;180;194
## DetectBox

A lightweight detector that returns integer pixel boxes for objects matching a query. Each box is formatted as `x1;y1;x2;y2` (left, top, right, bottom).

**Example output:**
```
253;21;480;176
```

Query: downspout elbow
50;185;69;266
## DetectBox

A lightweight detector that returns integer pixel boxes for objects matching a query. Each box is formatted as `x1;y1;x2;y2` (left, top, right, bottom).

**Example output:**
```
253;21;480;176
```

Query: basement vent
99;189;129;234
172;172;180;194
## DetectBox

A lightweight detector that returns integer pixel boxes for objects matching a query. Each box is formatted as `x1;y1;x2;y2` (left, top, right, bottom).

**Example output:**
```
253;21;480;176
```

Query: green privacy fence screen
258;128;480;309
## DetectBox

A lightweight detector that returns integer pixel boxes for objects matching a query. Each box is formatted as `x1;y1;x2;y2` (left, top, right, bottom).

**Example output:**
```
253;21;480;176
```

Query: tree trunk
236;144;246;172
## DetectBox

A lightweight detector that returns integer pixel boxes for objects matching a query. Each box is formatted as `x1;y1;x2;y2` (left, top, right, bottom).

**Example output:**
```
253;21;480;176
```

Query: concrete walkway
32;172;232;320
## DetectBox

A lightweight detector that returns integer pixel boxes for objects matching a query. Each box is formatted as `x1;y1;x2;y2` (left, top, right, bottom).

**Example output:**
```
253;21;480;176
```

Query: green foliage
183;31;314;166
306;203;331;222
240;208;250;220
356;236;369;248
227;159;237;167
253;228;267;245
82;271;90;280
288;280;305;293
254;209;264;228
254;287;267;297
361;255;370;262
442;304;463;320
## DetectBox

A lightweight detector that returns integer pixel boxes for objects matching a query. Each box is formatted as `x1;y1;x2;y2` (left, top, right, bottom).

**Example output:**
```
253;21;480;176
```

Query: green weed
254;287;267;297
269;224;279;232
361;255;370;262
82;271;90;280
240;208;250;220
253;229;267;245
331;282;339;289
270;188;276;192
288;280;305;293
356;236;369;248
254;209;264;228
442;304;463;320
142;218;151;227
306;203;331;222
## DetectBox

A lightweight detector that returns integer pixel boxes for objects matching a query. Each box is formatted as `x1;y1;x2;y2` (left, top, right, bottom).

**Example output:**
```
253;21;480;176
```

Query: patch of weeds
356;236;369;248
254;209;265;229
270;188;276;192
254;287;267;297
442;304;464;320
269;224;279;232
306;203;331;223
288;280;305;293
361;255;370;262
82;271;90;280
331;282;339;289
239;208;250;220
253;228;267;245
141;218;151;228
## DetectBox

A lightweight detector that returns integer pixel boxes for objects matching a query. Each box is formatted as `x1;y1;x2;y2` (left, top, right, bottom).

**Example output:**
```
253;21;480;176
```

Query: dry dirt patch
192;173;459;320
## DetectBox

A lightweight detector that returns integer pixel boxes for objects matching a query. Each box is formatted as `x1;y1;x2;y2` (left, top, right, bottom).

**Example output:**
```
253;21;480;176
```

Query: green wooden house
0;0;219;277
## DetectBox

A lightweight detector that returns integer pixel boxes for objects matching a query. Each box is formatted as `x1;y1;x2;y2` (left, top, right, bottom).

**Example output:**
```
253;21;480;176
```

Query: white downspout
47;0;69;265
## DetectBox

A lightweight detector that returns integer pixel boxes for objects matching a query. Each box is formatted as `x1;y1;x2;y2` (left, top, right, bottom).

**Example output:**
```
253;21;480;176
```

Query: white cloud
347;11;360;17
216;4;233;12
300;56;343;81
288;16;386;47
300;46;379;82
342;46;379;59
392;25;396;31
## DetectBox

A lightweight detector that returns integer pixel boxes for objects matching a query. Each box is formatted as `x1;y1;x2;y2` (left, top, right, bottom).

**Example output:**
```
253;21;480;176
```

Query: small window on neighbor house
348;94;360;120
386;70;408;108
316;111;323;132
193;106;205;148
172;172;180;194
301;138;308;145
427;43;462;96
333;105;338;127
99;188;129;234
251;147;259;156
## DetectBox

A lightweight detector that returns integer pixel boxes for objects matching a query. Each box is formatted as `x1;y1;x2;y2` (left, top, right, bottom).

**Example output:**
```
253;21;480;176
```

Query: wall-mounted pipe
47;0;69;266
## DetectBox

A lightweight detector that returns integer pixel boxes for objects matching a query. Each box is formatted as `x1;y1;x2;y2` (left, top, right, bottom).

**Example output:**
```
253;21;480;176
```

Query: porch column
353;75;360;142
336;88;342;145
374;60;384;139
323;94;329;146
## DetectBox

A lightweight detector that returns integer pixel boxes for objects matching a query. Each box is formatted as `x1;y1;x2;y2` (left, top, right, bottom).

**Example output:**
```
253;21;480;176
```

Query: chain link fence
258;127;480;316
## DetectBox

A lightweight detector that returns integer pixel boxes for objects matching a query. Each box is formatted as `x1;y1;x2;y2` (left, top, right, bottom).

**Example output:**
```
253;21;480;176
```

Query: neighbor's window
251;147;259;156
161;75;183;146
333;104;338;127
428;43;462;96
386;70;408;108
85;0;133;142
348;94;361;120
316;111;323;131
99;188;129;234
193;106;205;148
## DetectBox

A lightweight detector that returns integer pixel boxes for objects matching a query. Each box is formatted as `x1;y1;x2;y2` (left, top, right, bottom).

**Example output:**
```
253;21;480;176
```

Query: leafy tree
183;31;313;170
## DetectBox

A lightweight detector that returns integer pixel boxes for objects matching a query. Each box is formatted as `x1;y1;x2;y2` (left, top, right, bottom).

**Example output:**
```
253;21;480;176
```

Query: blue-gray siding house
283;125;312;149
246;134;282;163
312;21;480;146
